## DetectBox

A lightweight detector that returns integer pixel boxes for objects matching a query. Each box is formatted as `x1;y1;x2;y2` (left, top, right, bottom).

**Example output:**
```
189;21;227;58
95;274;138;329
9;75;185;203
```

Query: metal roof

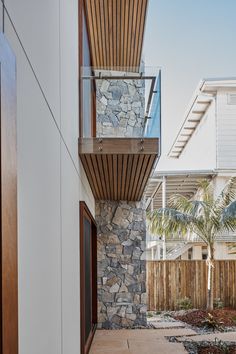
145;170;215;210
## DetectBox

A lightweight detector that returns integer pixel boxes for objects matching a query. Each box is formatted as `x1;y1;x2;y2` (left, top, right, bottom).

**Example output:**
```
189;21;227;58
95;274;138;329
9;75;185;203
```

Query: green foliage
213;338;230;354
163;312;171;317
201;313;224;332
176;296;192;310
214;298;224;309
147;311;153;317
147;177;236;248
155;311;161;315
232;316;236;323
148;178;236;310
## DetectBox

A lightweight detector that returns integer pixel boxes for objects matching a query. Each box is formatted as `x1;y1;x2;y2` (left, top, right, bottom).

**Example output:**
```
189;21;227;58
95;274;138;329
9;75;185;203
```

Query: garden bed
184;341;236;354
173;309;236;329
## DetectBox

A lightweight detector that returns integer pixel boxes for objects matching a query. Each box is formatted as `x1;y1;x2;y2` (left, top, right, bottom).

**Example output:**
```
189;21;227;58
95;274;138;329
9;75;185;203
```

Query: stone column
96;200;147;329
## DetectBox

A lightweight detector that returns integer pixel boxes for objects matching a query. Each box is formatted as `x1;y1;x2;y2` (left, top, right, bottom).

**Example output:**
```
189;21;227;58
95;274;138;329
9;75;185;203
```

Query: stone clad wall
95;71;147;329
96;201;147;329
96;76;145;137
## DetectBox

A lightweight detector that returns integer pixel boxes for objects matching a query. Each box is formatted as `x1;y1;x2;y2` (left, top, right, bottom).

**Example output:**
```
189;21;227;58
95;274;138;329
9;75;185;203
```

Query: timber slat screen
147;260;236;311
83;0;148;71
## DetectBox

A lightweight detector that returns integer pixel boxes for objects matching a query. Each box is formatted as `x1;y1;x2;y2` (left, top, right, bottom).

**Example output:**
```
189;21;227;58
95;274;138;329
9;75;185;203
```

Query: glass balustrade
80;65;161;142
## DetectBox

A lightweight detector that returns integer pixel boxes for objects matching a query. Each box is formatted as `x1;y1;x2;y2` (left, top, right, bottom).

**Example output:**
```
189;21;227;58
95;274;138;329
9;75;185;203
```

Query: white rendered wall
216;89;236;170
180;251;188;260
192;245;202;260
159;87;236;173
215;243;236;260
158;102;217;171
3;1;95;353
212;175;230;197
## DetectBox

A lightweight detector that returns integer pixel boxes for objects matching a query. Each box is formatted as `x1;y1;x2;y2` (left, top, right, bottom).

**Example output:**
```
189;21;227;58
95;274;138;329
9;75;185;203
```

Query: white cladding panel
6;19;62;353
216;90;236;170
5;0;61;124
4;1;95;353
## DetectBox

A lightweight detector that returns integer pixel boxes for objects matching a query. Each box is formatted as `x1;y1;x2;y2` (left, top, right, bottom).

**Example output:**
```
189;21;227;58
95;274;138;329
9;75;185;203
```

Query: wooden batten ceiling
79;138;159;201
84;0;148;71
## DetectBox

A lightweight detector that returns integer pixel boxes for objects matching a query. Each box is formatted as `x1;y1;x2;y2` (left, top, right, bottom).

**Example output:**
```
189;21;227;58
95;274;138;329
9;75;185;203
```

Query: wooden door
0;33;18;354
80;202;97;354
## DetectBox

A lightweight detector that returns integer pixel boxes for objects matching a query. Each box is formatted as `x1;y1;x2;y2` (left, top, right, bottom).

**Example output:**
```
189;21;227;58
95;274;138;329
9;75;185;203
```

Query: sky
143;0;236;169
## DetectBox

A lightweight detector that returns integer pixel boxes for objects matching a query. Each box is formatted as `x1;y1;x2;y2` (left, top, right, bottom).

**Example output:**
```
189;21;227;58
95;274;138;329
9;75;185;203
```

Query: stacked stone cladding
95;72;147;329
96;201;147;329
96;76;145;137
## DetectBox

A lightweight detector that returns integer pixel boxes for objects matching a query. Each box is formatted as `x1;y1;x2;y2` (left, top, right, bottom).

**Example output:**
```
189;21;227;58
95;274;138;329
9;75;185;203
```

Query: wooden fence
147;260;236;311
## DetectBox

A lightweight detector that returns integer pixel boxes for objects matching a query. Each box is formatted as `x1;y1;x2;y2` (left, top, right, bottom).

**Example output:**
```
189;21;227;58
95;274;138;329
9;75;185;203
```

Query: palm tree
147;177;236;310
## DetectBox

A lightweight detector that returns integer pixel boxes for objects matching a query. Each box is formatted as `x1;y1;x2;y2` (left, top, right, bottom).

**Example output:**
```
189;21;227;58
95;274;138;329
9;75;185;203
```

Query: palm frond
197;179;214;205
147;178;236;248
221;200;236;223
148;208;193;236
215;177;236;212
168;194;194;213
169;194;209;219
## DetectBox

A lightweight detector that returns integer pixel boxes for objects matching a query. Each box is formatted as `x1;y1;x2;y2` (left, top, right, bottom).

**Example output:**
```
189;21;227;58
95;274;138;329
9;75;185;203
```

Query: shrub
232;316;236;323
155;311;161;315
214;298;224;309
163;312;171;317
176;296;192;310
214;338;230;354
201;313;224;332
147;311;153;317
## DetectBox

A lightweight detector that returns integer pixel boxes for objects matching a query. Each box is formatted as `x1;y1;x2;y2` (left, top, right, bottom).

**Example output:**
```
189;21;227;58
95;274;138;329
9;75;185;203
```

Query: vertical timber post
162;176;167;260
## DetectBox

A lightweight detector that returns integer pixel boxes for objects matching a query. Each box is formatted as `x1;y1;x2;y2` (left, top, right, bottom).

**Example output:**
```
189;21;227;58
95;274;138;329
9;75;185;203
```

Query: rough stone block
115;292;132;304
100;80;110;92
101;292;114;303
109;283;120;293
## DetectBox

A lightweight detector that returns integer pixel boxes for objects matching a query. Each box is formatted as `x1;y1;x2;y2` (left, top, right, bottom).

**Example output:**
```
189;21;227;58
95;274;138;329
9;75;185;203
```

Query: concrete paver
90;349;130;354
94;328;197;339
150;321;186;329
90;329;191;354
90;329;236;354
128;339;187;354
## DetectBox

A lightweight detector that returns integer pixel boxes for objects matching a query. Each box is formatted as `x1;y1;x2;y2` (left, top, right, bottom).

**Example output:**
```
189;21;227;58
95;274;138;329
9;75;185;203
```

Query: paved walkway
89;328;195;354
89;322;236;354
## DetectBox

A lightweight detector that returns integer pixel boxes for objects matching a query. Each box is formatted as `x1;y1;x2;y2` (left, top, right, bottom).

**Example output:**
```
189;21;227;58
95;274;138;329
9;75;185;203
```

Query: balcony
79;67;161;201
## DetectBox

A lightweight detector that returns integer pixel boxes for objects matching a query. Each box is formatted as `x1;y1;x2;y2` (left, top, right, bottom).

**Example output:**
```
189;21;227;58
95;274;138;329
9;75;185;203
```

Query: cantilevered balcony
78;68;161;201
79;137;158;200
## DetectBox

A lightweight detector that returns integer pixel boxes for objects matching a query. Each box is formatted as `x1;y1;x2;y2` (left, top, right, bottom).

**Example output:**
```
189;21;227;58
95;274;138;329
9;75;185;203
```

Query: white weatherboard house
145;78;236;261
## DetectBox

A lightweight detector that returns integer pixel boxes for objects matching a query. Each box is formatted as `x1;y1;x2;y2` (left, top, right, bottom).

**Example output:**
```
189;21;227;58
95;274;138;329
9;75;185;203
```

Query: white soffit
145;171;215;210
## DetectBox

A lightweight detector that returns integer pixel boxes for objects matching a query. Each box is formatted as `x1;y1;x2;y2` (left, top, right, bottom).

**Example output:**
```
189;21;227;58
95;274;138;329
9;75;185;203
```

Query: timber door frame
80;201;97;354
0;32;18;354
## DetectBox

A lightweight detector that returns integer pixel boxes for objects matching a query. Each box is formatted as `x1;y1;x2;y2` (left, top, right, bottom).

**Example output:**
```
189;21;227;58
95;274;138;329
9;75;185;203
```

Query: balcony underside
79;138;159;201
84;0;148;71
